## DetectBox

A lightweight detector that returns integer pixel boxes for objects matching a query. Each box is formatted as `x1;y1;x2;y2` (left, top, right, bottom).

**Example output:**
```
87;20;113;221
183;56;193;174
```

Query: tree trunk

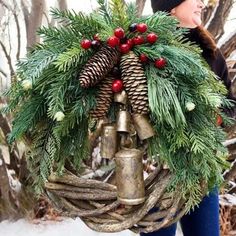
58;0;67;11
22;0;46;48
0;150;18;220
220;30;236;59
136;0;146;17
0;112;20;175
206;0;234;42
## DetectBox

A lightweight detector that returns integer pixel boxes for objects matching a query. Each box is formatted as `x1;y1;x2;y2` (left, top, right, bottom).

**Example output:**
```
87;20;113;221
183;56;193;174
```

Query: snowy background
0;218;135;236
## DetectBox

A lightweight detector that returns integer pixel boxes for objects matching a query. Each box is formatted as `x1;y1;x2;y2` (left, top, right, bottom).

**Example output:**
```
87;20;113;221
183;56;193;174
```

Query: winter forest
1;0;236;235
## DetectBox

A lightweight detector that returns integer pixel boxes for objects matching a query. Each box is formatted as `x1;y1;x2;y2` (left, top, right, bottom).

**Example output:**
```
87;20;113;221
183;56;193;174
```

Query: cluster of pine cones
79;45;149;119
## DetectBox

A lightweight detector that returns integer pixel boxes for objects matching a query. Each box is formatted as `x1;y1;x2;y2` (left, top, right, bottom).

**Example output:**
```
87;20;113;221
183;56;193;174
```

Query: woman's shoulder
186;26;217;59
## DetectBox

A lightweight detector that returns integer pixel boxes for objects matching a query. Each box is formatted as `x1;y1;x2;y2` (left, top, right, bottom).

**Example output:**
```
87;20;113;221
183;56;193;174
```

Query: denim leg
180;189;220;236
140;223;177;236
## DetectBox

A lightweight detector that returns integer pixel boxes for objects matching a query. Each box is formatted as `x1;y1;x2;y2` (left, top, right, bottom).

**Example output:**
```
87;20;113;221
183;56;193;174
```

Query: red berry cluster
107;27;130;53
80;22;159;55
80;34;101;50
106;23;159;54
131;23;158;45
139;54;167;69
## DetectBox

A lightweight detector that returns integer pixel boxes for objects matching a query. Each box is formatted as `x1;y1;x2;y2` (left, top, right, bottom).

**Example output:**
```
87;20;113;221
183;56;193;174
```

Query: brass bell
116;110;131;133
120;130;137;149
115;148;145;205
132;113;155;140
100;124;117;159
114;90;128;105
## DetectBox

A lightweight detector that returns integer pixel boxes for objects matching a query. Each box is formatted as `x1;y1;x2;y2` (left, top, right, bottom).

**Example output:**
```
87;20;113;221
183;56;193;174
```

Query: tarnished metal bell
132;113;155;140
116;110;131;133
100;124;117;159
115;148;145;205
120;130;137;149
114;90;128;105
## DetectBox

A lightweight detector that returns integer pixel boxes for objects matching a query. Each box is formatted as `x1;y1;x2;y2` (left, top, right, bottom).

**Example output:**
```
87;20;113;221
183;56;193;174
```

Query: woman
141;0;233;236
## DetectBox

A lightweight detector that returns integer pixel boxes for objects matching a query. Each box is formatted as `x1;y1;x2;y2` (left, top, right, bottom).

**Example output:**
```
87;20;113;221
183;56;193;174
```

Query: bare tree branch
43;11;50;26
206;0;234;42
0;0;21;61
0;68;7;77
220;32;236;58
12;0;21;60
20;0;29;29
0;41;14;77
202;4;215;25
0;0;11;10
0;111;20;175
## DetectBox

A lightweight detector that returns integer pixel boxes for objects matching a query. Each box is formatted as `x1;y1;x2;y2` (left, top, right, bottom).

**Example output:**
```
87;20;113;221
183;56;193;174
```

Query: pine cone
90;76;114;119
120;51;149;114
79;46;120;88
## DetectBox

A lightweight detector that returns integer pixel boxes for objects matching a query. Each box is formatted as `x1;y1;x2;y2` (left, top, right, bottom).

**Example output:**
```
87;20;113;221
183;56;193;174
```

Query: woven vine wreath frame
5;0;231;234
45;166;193;233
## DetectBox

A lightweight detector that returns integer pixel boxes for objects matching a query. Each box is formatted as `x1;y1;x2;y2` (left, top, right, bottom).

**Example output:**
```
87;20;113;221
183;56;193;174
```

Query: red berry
216;115;223;126
139;54;148;63
120;44;130;54
147;33;158;44
127;39;134;48
114;27;125;39
107;36;120;47
155;58;167;69
112;79;123;93
137;23;148;33
133;36;145;45
81;39;92;49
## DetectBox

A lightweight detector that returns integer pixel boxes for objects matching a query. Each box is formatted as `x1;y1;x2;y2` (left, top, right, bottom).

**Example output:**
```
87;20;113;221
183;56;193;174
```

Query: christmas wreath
4;0;232;233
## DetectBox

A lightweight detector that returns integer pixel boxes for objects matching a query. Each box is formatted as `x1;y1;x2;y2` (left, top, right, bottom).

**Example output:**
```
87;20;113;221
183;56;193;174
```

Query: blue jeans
140;190;220;236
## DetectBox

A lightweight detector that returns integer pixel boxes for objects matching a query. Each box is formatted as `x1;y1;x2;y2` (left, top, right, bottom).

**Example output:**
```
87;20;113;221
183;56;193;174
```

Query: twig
0;41;14;77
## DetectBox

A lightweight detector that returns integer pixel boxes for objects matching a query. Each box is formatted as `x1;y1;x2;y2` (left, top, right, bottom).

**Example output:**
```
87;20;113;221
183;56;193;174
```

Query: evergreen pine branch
1;81;24;113
54;43;93;72
147;65;186;128
46;70;74;118
17;48;59;83
37;26;81;48
8;94;47;143
49;9;103;38
143;12;181;40
125;2;138;25
70;119;89;169
27;121;57;192
97;0;112;25
109;0;129;28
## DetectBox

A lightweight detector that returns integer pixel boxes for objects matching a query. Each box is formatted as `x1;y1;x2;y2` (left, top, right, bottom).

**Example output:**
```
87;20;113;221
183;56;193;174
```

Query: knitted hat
151;0;185;13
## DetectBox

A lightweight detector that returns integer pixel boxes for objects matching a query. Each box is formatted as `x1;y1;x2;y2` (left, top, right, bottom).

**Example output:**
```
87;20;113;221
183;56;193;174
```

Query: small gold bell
132;113;155;140
100;124;117;159
115;148;145;205
114;90;128;105
116;110;131;133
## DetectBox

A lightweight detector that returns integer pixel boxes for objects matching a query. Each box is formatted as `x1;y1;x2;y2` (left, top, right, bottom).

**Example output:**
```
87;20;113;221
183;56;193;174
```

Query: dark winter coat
185;27;235;116
186;27;230;89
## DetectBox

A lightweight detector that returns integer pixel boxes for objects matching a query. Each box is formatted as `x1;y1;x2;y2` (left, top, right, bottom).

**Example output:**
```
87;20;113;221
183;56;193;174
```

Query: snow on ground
0;218;134;236
0;218;183;236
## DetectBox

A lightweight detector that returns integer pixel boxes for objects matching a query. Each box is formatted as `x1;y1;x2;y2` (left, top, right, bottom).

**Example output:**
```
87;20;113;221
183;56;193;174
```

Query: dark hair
189;26;217;58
